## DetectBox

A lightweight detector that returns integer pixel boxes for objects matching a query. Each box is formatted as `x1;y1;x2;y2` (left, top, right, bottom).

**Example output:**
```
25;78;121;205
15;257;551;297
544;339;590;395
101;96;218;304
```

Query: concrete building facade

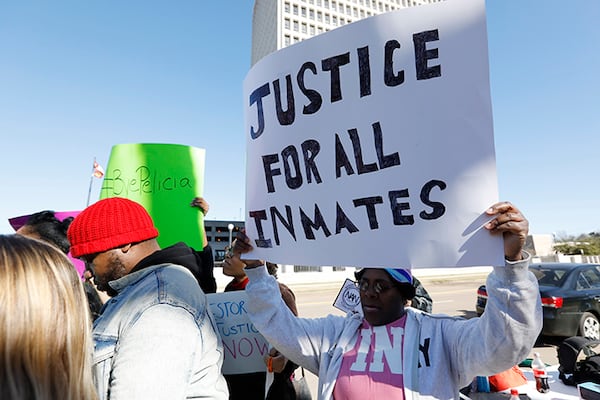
251;0;442;65
204;220;244;263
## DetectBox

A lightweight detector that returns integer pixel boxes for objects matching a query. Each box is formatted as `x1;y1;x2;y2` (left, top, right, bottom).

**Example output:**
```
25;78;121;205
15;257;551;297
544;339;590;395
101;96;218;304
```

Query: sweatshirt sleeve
447;252;543;385
245;265;345;375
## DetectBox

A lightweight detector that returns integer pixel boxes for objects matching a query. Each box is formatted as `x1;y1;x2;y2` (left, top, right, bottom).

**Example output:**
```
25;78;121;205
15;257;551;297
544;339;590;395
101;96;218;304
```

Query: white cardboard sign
333;278;363;316
243;0;503;269
208;291;269;375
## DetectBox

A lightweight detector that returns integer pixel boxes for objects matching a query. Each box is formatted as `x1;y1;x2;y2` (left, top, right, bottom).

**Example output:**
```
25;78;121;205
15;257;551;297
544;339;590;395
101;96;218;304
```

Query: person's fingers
190;198;209;214
233;238;249;251
487;213;525;230
494;218;528;234
483;202;529;261
235;230;252;245
270;354;287;373
484;202;527;231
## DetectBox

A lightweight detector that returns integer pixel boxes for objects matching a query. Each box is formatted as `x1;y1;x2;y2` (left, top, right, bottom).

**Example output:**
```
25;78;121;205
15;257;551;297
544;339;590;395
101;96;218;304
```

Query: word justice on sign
248;29;441;139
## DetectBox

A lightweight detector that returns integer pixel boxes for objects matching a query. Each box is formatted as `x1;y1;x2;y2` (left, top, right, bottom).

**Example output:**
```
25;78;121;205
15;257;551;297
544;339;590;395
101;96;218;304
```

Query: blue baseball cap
385;268;412;284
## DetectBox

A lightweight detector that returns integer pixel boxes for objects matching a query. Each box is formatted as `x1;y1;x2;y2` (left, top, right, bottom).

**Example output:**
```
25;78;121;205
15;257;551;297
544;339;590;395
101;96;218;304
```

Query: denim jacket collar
108;264;167;294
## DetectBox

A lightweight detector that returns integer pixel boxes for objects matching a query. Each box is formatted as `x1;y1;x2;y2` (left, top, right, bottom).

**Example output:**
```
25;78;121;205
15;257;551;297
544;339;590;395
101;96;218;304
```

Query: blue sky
0;0;598;238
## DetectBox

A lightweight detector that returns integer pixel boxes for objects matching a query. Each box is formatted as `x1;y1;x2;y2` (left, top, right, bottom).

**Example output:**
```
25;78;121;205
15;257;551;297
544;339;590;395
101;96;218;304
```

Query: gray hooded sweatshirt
245;255;542;400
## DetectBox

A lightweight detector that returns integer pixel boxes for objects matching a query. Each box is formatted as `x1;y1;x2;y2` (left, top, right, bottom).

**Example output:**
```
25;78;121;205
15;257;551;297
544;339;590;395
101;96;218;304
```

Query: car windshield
530;267;570;287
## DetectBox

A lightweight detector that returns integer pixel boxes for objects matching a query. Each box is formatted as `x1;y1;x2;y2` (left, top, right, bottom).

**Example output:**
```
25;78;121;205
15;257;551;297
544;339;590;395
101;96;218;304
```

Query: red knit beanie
67;197;159;258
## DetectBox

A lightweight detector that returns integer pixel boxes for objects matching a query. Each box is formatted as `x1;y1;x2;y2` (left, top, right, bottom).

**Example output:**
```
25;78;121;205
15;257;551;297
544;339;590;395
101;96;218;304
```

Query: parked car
476;263;600;339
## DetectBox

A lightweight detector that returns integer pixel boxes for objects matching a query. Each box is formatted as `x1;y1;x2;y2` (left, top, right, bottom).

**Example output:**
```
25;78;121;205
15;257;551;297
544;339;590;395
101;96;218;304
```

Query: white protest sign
333;279;363;316
243;0;504;269
208;291;269;375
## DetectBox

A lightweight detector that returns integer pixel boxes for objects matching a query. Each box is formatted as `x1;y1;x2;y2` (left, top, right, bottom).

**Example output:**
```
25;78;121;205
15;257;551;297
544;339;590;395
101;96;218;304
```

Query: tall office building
251;0;442;65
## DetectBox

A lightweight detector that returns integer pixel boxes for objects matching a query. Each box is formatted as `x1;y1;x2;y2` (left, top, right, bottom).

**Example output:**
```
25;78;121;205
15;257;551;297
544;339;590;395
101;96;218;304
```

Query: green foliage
553;232;600;255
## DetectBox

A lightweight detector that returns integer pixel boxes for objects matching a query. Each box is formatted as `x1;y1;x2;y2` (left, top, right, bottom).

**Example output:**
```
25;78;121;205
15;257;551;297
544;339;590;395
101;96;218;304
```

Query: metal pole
228;223;234;246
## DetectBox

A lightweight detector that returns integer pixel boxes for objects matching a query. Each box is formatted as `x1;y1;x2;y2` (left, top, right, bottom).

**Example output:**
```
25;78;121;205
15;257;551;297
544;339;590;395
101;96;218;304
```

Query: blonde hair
0;234;97;400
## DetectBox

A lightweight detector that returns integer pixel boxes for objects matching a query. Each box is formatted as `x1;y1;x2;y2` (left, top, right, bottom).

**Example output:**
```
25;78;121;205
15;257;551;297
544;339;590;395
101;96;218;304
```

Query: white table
514;365;579;400
466;365;580;400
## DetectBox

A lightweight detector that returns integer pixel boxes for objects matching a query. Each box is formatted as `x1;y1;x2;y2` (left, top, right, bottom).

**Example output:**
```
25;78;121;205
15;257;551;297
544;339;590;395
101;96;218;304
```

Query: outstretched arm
449;202;542;385
191;197;209;248
234;230;348;376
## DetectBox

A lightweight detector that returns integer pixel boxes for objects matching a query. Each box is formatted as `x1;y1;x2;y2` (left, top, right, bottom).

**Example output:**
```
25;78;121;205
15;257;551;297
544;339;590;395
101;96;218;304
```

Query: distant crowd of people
0;197;542;399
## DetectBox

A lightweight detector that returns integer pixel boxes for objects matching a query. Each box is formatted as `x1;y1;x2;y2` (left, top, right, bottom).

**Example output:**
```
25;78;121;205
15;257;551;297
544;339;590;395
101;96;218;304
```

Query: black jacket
131;242;217;294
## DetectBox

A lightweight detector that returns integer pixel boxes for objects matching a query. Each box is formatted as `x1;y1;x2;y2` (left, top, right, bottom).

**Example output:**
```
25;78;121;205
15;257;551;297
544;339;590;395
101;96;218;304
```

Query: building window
293;20;299;31
301;6;307;17
325;13;330;23
293;4;299;15
324;0;330;8
284;18;290;29
284;2;290;13
309;24;315;35
309;9;314;19
301;22;307;33
317;10;322;21
284;35;291;46
214;249;225;262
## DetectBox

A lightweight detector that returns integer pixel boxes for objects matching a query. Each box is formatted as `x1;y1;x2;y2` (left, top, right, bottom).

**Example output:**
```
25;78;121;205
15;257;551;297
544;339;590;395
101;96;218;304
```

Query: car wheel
579;312;600;340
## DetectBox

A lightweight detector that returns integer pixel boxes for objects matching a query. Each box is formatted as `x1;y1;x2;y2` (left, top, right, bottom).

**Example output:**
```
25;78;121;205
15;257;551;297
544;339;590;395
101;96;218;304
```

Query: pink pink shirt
333;315;407;399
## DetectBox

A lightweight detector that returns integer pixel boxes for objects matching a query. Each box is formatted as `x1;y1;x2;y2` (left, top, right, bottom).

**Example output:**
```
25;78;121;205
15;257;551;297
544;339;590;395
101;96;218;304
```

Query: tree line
553;232;600;255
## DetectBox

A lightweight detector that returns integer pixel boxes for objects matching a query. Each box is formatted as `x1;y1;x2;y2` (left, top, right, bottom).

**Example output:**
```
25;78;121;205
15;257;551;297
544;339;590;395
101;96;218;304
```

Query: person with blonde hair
0;234;97;400
13;209;104;320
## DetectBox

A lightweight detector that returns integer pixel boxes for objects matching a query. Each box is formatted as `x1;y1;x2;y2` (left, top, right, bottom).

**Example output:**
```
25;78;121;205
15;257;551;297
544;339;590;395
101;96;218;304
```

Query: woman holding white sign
235;201;542;399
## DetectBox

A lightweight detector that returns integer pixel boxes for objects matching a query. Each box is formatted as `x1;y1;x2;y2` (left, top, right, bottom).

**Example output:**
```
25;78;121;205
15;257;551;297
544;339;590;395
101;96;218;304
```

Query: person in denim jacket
67;197;229;400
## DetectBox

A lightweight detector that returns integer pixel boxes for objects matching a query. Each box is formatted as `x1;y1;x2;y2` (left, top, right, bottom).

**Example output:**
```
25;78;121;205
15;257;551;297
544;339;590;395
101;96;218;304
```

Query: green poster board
99;143;206;249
